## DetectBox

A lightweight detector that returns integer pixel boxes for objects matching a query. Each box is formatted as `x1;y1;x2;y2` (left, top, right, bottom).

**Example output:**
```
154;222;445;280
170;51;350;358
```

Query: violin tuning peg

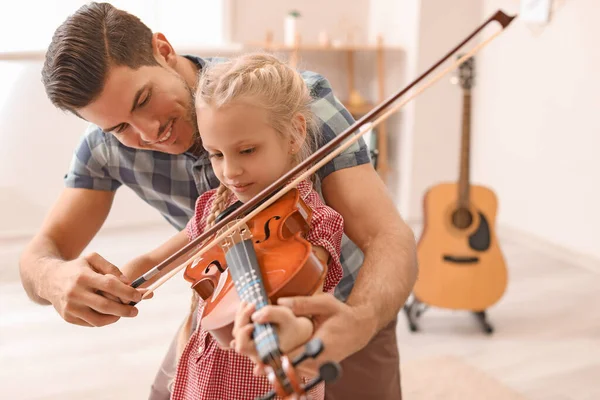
319;361;342;383
303;338;324;358
256;341;342;400
291;338;324;367
302;361;343;393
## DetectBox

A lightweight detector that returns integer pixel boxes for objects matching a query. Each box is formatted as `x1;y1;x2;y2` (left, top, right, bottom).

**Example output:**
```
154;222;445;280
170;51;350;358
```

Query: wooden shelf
342;102;376;117
244;42;402;52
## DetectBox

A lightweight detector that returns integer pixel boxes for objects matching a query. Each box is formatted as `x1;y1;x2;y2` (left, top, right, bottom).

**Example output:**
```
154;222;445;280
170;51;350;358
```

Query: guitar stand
403;297;494;335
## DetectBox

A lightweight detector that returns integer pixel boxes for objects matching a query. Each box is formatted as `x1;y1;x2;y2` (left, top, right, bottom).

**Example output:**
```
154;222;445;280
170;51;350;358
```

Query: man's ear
152;33;177;67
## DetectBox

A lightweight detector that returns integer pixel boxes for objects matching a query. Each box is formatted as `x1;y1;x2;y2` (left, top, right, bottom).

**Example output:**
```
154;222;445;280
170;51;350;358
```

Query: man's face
77;64;198;154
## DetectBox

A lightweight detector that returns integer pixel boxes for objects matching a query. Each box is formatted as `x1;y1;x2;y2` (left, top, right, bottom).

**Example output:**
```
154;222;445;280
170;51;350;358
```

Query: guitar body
414;182;508;311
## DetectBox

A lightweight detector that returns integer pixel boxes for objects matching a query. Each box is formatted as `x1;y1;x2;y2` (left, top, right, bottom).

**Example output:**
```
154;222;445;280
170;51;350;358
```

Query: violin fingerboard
225;239;280;360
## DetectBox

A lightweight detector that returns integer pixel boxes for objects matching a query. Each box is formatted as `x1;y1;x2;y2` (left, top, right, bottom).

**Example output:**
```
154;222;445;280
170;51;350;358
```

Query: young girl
128;53;345;399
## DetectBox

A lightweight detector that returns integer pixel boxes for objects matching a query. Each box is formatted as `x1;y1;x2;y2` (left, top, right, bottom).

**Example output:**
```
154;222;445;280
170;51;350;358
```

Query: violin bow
131;10;517;298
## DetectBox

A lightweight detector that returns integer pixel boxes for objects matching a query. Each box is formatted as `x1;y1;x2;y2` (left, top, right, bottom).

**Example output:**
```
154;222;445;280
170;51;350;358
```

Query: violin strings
227;229;292;392
229;232;279;357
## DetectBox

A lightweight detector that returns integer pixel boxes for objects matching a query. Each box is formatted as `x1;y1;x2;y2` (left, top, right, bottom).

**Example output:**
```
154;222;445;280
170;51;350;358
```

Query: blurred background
1;0;598;399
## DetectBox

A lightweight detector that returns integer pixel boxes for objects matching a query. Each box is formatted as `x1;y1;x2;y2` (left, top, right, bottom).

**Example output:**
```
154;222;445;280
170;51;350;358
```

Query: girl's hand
231;302;260;365
231;301;314;373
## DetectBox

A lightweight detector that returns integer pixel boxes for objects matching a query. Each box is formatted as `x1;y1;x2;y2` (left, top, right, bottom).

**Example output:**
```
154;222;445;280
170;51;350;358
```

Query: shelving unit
244;34;402;181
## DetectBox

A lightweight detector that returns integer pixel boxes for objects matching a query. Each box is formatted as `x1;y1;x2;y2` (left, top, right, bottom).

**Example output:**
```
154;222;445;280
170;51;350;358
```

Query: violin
183;188;327;348
130;10;517;399
191;187;341;399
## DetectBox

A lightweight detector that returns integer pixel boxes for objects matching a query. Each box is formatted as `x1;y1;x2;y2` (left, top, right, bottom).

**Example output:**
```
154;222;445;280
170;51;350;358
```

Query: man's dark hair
42;2;158;114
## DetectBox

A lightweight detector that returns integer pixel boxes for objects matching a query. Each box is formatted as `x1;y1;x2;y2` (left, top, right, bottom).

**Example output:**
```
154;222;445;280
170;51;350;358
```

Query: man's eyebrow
101;84;149;132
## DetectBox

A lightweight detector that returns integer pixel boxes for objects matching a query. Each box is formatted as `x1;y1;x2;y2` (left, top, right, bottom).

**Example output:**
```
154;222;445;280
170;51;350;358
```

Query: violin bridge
219;221;253;252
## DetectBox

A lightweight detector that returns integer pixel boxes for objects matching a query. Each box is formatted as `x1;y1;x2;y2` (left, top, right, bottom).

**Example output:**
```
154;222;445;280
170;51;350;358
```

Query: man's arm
275;72;417;364
277;163;417;368
19;188;143;326
322;164;417;333
277;164;417;368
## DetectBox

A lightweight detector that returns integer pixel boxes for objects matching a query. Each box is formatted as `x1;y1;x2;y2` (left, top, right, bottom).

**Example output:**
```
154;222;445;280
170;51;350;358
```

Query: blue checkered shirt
64;55;370;301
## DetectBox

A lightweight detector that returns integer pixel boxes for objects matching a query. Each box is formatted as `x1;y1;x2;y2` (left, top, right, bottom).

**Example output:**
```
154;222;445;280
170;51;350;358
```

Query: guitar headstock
453;54;475;90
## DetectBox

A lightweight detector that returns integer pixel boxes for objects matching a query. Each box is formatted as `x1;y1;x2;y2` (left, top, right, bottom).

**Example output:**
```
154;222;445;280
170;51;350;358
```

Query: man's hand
276;293;376;376
45;252;143;327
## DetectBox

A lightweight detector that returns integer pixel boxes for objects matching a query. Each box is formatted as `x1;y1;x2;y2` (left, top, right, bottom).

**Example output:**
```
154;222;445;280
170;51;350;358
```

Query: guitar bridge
443;255;479;264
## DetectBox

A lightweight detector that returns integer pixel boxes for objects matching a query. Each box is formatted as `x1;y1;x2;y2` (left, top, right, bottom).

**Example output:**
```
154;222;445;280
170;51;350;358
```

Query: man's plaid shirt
64;55;370;301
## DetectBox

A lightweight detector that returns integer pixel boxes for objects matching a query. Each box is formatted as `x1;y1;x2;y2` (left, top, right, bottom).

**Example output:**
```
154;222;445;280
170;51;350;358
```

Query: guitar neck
458;90;471;207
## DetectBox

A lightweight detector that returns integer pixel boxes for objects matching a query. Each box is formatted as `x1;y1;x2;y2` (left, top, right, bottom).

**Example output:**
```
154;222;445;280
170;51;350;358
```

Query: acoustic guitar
405;56;508;333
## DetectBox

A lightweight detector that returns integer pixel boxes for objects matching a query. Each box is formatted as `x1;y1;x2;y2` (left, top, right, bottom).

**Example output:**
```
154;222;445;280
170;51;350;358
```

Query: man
19;2;417;399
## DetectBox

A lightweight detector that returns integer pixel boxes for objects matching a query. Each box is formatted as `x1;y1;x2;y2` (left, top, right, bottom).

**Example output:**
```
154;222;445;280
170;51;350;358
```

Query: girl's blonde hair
196;52;319;165
175;53;320;359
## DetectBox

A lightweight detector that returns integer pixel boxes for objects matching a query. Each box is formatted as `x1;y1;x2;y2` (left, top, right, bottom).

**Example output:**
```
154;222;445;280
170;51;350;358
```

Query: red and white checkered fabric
172;180;344;400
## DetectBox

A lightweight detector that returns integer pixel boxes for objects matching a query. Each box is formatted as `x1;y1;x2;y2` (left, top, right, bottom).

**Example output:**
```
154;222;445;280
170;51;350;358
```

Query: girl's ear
290;113;307;153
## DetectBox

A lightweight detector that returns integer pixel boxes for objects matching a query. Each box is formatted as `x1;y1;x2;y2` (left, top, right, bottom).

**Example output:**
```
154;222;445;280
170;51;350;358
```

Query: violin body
183;188;327;347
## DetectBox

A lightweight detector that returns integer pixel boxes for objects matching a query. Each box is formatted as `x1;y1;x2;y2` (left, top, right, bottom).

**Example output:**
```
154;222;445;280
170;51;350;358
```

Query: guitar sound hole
452;208;473;229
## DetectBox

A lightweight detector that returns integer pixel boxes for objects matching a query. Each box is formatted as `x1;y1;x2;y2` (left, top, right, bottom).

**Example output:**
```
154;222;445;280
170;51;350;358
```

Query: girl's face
197;102;300;202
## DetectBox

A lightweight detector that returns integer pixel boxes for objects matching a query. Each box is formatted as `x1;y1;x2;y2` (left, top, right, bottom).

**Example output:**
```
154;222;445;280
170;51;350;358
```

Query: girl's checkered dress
171;180;344;400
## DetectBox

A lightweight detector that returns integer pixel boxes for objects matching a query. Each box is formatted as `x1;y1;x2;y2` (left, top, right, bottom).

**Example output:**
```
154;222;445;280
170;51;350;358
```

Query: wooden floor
1;223;598;399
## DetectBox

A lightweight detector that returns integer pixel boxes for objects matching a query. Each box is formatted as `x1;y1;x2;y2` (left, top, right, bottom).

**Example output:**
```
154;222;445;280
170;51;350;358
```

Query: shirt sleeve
63;125;122;191
302;188;345;293
303;71;372;182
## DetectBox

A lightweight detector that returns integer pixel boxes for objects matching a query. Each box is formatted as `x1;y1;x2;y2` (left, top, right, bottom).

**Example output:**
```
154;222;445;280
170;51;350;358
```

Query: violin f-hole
205;260;225;274
256;216;281;244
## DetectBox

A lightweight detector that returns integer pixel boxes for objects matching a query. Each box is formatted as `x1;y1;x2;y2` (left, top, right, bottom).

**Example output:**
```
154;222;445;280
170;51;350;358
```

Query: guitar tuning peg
450;76;459;85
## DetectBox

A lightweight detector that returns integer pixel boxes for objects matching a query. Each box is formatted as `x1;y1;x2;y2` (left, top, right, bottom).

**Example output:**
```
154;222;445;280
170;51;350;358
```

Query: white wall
403;0;484;221
368;0;420;208
393;0;600;262
231;0;371;46
472;0;600;259
0;61;169;239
